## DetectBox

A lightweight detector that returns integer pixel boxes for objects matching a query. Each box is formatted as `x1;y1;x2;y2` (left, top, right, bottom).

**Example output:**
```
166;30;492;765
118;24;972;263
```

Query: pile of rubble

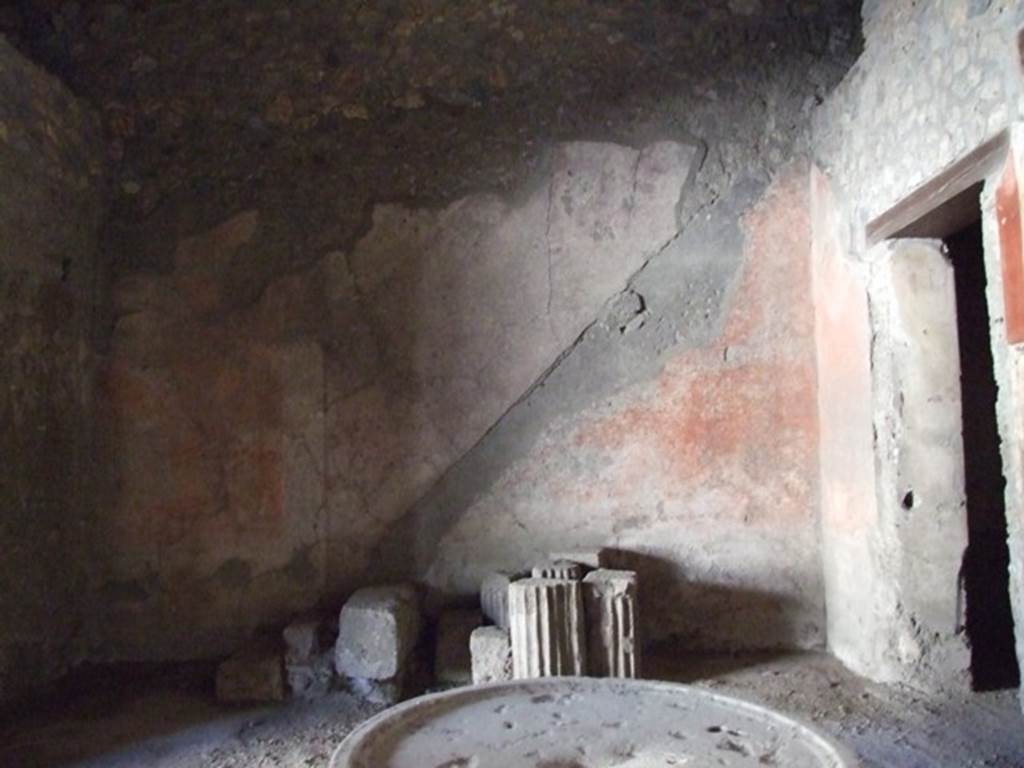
214;549;639;706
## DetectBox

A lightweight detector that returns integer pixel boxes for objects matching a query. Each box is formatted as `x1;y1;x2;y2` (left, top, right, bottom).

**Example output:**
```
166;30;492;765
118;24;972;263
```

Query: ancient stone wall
813;0;1024;247
812;0;1024;692
418;164;826;649
1;1;860;662
0;36;104;703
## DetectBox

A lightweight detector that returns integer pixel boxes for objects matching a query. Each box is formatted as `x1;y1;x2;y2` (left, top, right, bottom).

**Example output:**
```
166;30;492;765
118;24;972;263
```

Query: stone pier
508;578;586;678
582;569;639;678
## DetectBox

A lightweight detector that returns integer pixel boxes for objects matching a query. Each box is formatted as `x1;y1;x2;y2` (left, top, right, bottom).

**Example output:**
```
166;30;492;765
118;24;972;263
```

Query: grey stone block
335;584;422;681
284;616;336;698
470;626;513;685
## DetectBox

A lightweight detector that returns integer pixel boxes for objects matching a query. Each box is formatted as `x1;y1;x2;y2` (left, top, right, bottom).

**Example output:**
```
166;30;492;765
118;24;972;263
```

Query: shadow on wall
399;164;827;652
604;549;814;654
323;139;697;596
95;140;696;660
77;1;857;665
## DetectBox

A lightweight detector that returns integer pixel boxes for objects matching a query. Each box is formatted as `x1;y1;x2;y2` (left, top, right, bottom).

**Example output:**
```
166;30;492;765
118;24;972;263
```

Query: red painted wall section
810;169;876;533
809;165;886;674
997;150;1024;345
995;138;1024;705
429;164;827;649
98;212;326;659
578;169;820;524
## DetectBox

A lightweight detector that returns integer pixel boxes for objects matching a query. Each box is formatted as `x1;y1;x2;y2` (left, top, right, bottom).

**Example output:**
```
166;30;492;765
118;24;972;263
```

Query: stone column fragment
508;578;586;678
550;548;609;571
531;560;583;581
481;571;517;629
283;616;335;698
582;569;639;678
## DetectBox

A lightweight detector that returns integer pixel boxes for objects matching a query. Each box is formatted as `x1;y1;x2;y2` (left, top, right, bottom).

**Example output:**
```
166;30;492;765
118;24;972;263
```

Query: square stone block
335;584;422;681
470;626;513;685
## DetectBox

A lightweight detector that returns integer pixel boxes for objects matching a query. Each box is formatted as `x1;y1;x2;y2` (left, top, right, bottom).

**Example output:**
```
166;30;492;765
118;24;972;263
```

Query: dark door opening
947;218;1021;691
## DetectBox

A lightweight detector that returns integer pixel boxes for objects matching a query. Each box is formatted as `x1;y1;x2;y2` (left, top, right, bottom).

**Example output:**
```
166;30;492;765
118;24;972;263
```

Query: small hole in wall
901;491;915;510
1019;29;1024;73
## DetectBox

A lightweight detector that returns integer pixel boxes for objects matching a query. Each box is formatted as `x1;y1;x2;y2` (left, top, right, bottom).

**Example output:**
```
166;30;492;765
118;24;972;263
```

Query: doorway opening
862;133;1020;691
946;217;1020;691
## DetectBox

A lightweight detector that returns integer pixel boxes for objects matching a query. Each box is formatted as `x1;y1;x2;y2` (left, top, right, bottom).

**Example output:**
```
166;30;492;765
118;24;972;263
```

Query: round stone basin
330;677;859;768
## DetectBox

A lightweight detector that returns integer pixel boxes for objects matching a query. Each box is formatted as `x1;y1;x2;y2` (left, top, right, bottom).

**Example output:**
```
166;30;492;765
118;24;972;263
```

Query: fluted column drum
508;578;586;678
582;569;639;678
530;560;584;581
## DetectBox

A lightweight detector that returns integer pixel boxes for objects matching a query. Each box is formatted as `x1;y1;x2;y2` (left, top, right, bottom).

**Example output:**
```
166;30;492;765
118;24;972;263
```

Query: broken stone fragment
287;653;335;700
470;626;513;685
215;642;287;703
283;615;336;698
434;608;482;685
264;92;294;125
345;675;402;706
582;569;640;679
335;584;422;681
481;571;520;629
130;54;158;75
392;90;425;110
728;0;763;15
549;548;609;571
341;103;370;120
509;578;586;679
531;559;583;580
283;615;330;665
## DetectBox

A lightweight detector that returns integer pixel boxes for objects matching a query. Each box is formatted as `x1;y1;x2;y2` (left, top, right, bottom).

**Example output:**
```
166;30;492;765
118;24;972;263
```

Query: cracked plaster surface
99;140;695;658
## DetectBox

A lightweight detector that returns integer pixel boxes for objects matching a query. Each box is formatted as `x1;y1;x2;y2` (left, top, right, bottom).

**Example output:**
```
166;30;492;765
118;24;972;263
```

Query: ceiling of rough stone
0;0;862;282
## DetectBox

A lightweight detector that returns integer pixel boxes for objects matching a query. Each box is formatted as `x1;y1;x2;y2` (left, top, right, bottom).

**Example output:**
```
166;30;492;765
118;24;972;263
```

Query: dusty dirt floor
1;651;1021;767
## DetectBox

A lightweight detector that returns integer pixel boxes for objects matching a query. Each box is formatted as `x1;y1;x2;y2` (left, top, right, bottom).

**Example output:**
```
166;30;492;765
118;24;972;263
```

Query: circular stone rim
329;677;861;768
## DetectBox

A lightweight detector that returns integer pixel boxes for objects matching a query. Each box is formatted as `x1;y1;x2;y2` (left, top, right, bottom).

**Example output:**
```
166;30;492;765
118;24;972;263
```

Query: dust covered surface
3;651;1021;768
